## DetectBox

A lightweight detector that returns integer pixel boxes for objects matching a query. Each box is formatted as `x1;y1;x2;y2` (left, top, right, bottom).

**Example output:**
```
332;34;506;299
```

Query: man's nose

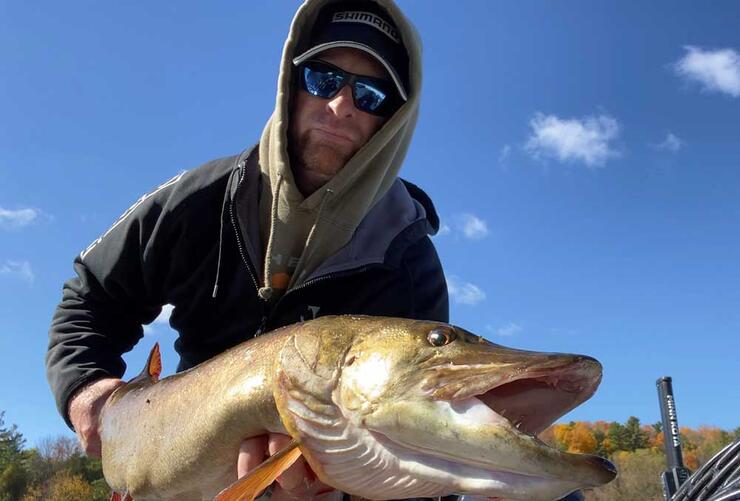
326;85;355;118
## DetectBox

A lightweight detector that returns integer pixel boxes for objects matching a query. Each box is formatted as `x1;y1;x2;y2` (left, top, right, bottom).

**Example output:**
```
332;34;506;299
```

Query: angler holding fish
45;1;616;499
47;0;447;498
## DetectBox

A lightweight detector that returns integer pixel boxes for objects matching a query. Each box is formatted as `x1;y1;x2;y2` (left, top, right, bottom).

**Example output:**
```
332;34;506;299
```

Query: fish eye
427;326;456;347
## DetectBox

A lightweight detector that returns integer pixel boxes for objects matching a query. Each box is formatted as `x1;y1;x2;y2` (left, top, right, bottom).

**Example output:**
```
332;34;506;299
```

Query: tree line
539;417;739;500
0;412;107;501
1;410;738;500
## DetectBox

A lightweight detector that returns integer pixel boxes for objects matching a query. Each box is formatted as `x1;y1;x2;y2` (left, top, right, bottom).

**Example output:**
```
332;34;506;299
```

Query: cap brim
293;41;408;102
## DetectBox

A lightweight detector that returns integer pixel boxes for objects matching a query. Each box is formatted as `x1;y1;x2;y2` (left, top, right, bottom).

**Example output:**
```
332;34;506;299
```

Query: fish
100;315;617;500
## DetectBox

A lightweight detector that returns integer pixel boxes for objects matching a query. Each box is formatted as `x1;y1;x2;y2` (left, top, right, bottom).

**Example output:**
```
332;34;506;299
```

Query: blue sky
1;1;738;447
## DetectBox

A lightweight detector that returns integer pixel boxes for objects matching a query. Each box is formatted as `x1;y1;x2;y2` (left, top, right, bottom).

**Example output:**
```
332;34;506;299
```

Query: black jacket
46;149;448;427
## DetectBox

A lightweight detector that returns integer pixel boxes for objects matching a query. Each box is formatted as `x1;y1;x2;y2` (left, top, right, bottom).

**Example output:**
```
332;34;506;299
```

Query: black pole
656;376;691;500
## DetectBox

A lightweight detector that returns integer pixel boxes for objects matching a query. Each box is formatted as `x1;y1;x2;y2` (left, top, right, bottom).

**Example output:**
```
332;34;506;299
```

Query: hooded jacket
46;0;448;431
257;0;423;297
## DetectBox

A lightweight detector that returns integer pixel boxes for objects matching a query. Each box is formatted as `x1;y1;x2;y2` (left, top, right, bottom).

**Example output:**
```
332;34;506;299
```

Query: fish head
273;316;617;500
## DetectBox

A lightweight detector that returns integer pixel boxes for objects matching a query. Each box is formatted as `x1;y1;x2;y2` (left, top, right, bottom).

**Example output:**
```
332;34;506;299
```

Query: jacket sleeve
46;173;185;428
402;236;449;323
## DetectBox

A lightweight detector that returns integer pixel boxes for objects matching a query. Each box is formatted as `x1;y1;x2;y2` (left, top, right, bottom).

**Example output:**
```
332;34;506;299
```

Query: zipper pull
257;286;273;301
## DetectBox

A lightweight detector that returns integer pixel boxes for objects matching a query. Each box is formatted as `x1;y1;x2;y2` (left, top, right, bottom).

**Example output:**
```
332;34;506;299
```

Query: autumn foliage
540;417;739;501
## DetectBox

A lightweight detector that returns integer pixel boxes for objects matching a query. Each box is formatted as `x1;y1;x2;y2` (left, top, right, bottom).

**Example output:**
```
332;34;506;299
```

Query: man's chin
301;143;350;179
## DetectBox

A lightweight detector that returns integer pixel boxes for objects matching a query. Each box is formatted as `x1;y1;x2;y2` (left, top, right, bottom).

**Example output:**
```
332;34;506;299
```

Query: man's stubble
290;132;354;193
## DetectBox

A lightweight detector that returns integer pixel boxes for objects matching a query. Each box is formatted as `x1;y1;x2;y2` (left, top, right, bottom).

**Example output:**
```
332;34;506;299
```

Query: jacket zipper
286;265;373;295
228;159;273;334
228;162;260;292
261;265;377;331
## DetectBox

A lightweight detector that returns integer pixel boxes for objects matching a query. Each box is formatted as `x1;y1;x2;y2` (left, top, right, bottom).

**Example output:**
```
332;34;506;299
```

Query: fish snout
583;455;618;485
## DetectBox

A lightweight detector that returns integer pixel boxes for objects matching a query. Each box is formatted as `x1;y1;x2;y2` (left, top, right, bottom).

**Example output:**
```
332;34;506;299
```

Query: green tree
0;412;28;501
0;463;28;501
607;421;630;452
19;450;47;491
0;412;25;470
624;416;648;452
89;478;110;501
593;427;608;456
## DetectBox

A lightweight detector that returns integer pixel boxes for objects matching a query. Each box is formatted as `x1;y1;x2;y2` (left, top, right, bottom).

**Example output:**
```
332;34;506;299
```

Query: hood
257;0;423;298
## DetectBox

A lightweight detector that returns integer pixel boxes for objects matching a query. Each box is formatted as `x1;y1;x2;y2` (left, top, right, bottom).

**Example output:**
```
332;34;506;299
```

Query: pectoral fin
214;439;302;501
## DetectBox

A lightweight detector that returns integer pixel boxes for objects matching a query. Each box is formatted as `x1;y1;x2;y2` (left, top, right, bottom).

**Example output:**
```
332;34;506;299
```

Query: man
46;0;447;498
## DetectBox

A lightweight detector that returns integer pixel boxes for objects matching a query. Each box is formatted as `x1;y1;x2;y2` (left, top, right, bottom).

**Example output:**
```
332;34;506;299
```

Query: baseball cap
293;1;409;101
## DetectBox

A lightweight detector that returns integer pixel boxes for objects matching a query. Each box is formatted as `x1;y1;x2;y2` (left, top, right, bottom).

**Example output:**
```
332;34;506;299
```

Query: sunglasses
297;60;403;117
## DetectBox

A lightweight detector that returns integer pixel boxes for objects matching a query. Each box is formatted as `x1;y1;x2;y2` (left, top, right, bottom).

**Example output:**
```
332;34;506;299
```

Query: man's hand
68;377;125;458
238;433;340;500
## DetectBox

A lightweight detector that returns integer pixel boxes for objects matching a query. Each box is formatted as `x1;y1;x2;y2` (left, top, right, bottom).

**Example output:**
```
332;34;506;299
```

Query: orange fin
109;492;133;501
146;343;162;380
130;343;162;385
214;439;302;501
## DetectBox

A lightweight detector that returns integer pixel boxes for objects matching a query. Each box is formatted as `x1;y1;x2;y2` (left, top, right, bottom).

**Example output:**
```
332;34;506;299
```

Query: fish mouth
379;352;619;492
469;358;603;437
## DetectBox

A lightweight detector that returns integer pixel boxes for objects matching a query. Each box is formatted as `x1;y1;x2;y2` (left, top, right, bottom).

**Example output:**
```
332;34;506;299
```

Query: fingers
75;422;102;458
268;434;308;492
68;378;125;458
239;433;339;499
237;435;268;478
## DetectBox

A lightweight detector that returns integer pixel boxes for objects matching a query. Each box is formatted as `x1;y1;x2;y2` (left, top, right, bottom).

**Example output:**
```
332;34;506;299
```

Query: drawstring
212;165;241;298
304;188;334;252
258;173;284;301
292;187;334;286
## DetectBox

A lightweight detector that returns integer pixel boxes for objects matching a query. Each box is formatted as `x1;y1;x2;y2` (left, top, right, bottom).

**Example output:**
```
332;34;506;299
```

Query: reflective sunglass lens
303;65;344;97
300;60;398;116
354;82;386;113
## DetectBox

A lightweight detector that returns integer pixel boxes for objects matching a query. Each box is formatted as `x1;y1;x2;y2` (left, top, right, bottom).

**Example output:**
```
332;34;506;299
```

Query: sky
1;1;739;448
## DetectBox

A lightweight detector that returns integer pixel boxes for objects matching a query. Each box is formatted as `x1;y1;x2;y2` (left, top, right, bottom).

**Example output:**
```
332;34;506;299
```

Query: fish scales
100;315;617;500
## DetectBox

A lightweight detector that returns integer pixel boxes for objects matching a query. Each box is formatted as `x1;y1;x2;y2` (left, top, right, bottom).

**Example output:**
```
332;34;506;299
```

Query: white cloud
436;213;490;240
144;304;174;335
675;46;740;98
0;207;39;229
446;276;486;306
499;144;511;164
495;322;523;337
525;112;620;167
656;132;683;152
0;260;34;283
460;213;489;240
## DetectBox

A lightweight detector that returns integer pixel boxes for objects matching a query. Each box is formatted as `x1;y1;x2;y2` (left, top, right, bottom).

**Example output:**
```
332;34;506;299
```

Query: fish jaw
352;347;616;498
272;316;617;500
360;397;614;499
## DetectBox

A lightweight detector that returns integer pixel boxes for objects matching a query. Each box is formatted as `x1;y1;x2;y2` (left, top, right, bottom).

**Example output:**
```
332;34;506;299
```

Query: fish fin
130;343;162;384
214;439;302;501
109;492;133;501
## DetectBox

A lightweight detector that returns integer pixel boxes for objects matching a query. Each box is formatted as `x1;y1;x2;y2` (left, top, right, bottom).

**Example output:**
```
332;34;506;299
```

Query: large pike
100;316;617;500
